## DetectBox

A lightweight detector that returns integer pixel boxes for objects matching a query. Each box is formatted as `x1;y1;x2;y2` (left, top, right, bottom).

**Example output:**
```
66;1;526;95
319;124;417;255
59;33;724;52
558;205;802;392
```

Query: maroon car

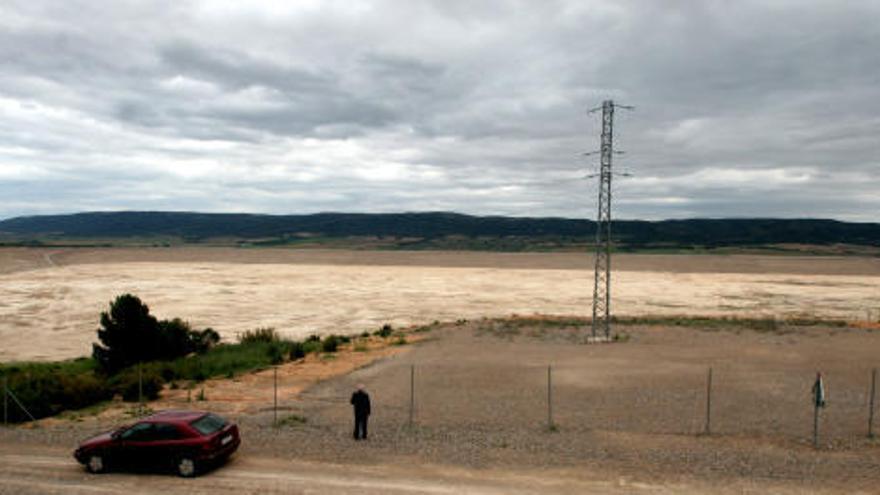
74;410;240;477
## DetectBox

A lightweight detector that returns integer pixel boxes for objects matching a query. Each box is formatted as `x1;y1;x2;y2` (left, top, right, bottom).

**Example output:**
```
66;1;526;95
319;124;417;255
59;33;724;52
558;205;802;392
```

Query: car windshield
190;413;226;435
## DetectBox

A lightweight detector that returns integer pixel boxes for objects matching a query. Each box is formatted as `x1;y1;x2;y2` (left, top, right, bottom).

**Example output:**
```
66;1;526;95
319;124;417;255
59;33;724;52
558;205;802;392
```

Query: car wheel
176;456;197;478
86;454;105;474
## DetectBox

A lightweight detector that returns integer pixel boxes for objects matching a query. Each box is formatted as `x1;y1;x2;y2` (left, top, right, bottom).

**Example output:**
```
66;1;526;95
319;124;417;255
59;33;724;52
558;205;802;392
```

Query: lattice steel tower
589;100;630;339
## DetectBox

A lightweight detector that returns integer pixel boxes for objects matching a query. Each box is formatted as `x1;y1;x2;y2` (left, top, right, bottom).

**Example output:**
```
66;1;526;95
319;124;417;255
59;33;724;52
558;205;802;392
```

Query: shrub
374;324;393;338
238;327;280;344
302;340;322;354
0;361;113;423
267;343;285;365
289;342;306;361
322;335;340;353
192;328;221;353
110;368;164;402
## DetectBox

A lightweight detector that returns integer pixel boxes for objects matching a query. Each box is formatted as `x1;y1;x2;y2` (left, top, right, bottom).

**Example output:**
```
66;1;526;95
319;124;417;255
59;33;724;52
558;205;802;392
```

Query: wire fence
3;362;878;448
287;362;880;447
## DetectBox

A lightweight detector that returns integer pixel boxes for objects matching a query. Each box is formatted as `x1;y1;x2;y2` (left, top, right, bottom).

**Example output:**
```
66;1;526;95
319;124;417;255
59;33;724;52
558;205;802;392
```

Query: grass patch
276;414;308;428
238;327;281;344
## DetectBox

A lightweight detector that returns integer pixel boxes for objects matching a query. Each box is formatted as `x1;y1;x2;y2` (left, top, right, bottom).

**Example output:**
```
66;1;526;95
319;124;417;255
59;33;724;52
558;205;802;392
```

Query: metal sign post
812;372;826;448
704;367;713;435
869;368;876;438
409;365;415;428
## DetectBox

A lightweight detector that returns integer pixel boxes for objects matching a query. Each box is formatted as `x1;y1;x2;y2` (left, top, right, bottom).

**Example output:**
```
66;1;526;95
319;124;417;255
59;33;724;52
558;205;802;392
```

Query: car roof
141;410;209;424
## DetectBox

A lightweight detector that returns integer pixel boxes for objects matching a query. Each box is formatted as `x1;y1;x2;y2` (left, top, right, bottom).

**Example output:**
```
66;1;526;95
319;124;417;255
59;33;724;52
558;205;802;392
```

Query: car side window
120;422;155;442
154;423;184;440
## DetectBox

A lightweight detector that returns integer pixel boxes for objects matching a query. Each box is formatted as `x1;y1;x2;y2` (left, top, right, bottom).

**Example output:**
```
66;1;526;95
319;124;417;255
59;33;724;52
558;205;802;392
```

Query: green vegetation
276;413;307;428
237;327;281;344
321;335;340;353
0;315;414;423
92;294;219;373
374;324;394;338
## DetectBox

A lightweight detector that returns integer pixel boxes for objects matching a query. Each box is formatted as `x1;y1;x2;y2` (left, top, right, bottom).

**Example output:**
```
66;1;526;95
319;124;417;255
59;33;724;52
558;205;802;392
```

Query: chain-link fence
285;360;879;447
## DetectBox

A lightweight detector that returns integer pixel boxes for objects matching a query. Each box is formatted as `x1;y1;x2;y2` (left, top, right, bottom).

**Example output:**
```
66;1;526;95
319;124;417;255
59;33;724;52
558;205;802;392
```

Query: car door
117;422;159;469
151;422;189;468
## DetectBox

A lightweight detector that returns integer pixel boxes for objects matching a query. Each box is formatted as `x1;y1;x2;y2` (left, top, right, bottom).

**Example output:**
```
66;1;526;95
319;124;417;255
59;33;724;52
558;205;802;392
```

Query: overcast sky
1;0;878;221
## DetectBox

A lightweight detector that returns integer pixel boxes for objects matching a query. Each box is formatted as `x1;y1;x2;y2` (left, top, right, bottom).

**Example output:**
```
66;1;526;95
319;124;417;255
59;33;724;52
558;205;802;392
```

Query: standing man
350;384;371;440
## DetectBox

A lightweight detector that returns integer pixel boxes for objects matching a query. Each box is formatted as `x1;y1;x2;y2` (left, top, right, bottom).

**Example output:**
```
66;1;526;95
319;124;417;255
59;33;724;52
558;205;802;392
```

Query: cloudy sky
1;0;878;221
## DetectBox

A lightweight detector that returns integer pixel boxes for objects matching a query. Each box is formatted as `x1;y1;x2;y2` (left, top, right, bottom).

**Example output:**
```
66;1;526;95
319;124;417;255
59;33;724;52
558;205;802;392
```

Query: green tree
93;294;160;373
92;294;220;373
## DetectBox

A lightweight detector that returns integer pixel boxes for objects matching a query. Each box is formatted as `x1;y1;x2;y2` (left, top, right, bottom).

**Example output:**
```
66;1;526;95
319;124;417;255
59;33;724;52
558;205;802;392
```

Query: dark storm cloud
0;0;878;221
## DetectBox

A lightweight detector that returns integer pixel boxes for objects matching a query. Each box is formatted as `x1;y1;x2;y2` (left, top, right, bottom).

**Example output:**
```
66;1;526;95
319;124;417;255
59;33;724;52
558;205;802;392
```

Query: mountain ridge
1;211;879;250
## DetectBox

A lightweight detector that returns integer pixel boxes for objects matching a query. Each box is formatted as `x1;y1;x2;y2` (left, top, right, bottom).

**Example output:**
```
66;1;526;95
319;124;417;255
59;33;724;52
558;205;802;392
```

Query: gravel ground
3;321;879;492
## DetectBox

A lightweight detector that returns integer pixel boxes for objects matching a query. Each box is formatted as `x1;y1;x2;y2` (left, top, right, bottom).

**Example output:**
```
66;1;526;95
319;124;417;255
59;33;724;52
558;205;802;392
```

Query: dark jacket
350;390;371;416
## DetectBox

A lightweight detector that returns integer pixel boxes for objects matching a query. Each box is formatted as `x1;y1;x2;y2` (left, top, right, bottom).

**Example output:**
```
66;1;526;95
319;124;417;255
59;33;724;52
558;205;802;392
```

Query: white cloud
0;0;878;221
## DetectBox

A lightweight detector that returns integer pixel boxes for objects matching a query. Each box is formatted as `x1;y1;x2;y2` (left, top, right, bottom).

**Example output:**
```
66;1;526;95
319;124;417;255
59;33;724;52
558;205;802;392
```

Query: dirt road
0;442;709;495
1;440;861;495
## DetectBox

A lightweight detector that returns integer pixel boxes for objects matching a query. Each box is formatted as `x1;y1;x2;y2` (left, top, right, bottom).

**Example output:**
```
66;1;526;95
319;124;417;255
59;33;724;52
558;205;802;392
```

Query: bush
192;328;221;353
289;342;306;361
374;324;393;338
302;340;322;354
267;343;285;365
238;327;280;344
109;367;164;402
0;361;113;423
321;335;340;353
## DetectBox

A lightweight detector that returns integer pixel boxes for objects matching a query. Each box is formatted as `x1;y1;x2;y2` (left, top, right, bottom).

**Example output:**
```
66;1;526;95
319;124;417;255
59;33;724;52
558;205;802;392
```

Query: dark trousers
353;413;368;440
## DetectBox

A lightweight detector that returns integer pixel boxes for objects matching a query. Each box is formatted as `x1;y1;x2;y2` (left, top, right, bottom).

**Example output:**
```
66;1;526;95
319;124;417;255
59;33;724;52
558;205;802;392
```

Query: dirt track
1;248;879;361
0;443;653;495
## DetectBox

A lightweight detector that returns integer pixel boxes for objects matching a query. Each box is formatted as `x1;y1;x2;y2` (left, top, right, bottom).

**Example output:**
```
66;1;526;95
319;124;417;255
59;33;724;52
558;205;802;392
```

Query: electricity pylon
586;100;632;340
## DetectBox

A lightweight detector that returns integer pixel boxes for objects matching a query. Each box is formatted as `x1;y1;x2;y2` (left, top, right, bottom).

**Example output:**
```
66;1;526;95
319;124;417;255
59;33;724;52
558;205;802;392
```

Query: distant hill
1;211;879;252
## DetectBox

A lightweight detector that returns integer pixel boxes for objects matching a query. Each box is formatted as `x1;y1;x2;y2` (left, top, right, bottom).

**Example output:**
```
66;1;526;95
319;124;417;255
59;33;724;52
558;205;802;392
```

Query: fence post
704;367;713;435
3;375;7;427
869;368;877;438
408;365;415;427
273;366;278;427
547;365;554;430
